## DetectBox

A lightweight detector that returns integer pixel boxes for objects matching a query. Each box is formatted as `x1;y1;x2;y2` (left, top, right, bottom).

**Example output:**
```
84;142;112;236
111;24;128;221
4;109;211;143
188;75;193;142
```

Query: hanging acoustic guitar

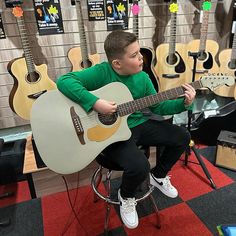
186;0;219;82
67;0;100;71
154;1;192;92
131;0;159;92
7;6;56;120
214;12;236;98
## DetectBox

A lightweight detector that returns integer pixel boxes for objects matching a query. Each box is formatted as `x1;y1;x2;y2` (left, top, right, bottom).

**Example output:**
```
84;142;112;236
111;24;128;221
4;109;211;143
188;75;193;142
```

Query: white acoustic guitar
30;75;234;175
67;0;100;71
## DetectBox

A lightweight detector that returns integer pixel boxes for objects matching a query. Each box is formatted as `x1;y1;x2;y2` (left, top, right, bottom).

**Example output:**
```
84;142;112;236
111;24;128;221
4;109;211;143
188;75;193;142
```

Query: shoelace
162;175;174;189
122;198;137;214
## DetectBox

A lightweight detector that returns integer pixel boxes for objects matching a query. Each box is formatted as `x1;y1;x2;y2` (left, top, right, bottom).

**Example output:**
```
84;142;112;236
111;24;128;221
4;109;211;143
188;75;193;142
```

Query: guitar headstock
202;1;212;11
200;74;235;91
169;1;178;13
12;6;23;18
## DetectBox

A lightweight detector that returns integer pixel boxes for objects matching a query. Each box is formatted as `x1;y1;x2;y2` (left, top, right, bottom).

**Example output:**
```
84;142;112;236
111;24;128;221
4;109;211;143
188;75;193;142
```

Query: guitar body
214;49;235;98
154;43;191;91
186;39;219;81
67;47;100;71
140;46;159;92
30;82;132;174
8;57;56;120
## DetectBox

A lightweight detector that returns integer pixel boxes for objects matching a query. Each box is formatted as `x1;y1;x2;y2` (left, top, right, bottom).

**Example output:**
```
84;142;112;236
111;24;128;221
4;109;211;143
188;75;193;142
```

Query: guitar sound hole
228;60;236;70
81;59;92;69
98;113;118;125
166;54;177;65
27;71;40;83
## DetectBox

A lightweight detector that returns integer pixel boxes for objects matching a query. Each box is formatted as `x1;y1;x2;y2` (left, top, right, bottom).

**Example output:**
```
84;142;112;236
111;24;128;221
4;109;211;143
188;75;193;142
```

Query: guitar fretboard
168;12;177;64
16;17;36;74
75;0;89;68
117;80;202;117
231;30;236;61
132;1;139;39
199;9;210;52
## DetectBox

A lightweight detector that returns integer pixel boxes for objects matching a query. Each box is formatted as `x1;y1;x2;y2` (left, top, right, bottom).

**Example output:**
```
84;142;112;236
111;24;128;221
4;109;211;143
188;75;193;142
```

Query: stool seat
91;164;161;234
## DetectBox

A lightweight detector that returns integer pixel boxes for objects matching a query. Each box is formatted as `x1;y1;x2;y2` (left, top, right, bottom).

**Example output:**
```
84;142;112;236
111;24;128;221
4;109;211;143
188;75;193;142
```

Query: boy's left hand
182;83;196;106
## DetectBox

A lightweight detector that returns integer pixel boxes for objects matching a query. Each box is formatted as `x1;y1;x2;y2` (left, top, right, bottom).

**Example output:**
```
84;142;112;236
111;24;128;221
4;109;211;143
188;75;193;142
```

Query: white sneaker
150;173;178;198
118;189;138;229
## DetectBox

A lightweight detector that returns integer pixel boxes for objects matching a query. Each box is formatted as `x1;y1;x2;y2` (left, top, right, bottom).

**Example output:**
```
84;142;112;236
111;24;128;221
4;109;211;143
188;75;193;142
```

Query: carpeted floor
0;145;236;236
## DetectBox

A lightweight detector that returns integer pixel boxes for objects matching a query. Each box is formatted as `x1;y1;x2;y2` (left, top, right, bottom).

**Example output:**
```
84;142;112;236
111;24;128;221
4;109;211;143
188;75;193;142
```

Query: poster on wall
106;0;128;31
87;0;105;21
0;13;6;39
4;0;23;8
33;0;64;35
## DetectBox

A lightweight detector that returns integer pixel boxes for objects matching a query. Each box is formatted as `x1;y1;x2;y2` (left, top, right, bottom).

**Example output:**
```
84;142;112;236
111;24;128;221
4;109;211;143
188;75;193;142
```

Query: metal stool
91;152;161;234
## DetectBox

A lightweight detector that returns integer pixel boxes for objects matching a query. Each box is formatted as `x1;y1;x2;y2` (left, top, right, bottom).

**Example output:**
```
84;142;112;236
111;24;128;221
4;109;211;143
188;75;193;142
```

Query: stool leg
93;166;103;203
149;194;161;229
104;170;112;234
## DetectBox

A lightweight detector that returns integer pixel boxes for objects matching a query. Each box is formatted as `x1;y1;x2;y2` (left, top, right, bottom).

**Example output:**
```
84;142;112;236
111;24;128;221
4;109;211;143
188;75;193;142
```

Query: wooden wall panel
0;0;233;130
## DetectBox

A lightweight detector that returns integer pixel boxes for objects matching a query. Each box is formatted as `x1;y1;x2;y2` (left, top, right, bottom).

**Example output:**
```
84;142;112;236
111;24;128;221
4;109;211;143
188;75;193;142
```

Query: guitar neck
168;12;177;63
199;9;209;52
16;17;36;73
117;80;202;117
133;14;139;39
231;31;236;61
132;0;139;39
75;0;89;68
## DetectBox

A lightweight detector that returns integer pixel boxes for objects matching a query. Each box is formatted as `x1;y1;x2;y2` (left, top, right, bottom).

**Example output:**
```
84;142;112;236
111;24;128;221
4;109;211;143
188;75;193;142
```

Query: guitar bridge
70;106;85;145
162;74;180;79
28;90;47;99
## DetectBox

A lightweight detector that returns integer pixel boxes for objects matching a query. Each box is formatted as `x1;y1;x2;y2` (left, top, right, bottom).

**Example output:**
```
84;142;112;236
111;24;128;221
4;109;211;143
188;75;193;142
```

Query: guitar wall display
30;75;234;174
7;6;56;120
131;0;159;92
67;0;100;71
186;0;219;82
154;1;192;92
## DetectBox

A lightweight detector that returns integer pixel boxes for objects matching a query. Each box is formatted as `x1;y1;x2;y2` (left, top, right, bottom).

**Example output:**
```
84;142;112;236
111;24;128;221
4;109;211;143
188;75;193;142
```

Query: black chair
0;138;11;227
91;146;161;235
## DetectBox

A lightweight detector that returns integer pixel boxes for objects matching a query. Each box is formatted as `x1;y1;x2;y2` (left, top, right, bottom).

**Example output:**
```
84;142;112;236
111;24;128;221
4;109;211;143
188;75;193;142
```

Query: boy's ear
112;59;121;69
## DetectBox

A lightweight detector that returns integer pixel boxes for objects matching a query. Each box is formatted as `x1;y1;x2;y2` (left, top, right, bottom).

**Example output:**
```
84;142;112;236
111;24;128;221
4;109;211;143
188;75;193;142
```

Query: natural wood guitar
186;0;219;82
67;0;100;71
132;0;159;92
30;75;234;174
214;24;236;98
7;6;56;121
154;1;192;92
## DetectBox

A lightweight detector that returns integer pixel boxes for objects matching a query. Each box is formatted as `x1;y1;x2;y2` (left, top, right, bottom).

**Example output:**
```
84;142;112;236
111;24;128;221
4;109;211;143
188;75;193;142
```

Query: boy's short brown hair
104;30;137;63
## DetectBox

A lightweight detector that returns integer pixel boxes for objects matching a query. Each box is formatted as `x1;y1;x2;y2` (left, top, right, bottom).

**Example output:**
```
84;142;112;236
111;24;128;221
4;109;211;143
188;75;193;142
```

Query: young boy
57;30;196;229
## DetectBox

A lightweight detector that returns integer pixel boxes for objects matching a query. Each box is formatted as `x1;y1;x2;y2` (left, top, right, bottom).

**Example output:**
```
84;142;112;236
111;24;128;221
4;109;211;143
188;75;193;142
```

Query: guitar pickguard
174;52;186;74
87;117;121;142
202;52;213;70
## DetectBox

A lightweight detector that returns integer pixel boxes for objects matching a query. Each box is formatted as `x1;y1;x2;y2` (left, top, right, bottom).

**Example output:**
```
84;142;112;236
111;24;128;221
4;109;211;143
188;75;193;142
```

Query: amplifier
215;130;236;171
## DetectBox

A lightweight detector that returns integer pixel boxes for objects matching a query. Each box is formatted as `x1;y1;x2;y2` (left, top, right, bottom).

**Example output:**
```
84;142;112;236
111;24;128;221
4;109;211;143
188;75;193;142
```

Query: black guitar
131;0;159;92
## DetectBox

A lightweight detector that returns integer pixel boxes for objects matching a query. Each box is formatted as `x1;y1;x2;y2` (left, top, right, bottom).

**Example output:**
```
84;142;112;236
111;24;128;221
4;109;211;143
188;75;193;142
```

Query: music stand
184;51;217;189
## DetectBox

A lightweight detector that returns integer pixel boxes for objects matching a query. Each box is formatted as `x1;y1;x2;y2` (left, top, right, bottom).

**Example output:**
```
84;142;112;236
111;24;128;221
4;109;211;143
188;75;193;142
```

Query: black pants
102;119;191;198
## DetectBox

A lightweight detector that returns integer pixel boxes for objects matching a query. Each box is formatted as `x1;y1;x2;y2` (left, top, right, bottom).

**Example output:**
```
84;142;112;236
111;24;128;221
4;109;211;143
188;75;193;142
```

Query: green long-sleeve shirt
57;62;192;128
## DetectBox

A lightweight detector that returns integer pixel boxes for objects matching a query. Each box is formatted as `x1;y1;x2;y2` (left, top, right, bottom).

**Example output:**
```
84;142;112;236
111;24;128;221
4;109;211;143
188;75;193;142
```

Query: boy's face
113;41;143;75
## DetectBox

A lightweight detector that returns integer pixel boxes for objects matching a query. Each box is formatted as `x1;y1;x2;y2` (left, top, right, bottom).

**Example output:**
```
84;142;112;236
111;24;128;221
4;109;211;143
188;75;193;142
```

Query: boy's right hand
93;99;117;114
